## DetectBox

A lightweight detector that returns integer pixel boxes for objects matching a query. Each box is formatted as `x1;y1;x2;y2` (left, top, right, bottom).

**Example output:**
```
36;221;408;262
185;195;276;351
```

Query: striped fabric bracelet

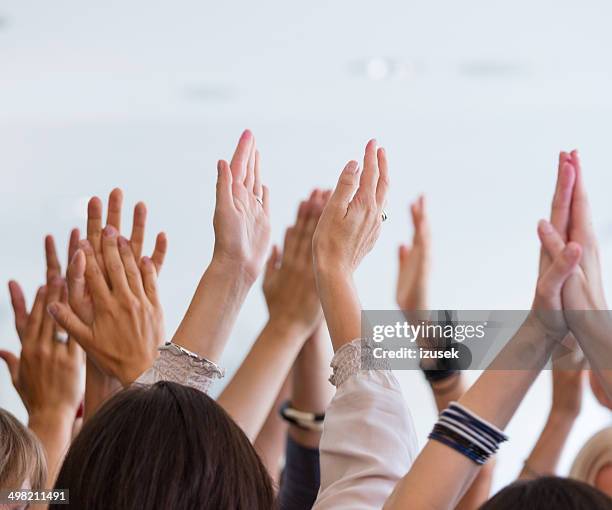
428;402;508;465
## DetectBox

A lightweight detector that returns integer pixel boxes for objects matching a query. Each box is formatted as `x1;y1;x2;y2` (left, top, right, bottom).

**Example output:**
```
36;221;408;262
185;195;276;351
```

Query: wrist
29;406;75;430
210;253;259;287
548;406;580;424
265;317;312;344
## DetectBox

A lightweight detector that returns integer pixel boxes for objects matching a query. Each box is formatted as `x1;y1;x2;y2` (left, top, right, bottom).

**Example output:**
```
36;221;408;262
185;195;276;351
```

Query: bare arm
171;130;270;362
218;191;327;441
385;151;584;510
518;341;584;479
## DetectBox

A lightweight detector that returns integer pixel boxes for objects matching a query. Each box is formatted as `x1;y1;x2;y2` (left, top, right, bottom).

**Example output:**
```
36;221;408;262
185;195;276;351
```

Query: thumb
264;245;281;280
216;160;234;211
47;302;93;348
329;160;360;210
0;350;19;383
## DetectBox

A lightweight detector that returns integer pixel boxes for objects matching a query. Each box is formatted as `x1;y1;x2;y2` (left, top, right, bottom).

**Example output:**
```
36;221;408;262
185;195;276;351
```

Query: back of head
53;381;275;510
570;426;612;497
481;476;612;510
0;408;46;491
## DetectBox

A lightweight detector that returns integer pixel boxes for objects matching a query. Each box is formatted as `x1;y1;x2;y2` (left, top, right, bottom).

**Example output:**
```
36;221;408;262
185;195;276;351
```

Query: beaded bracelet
429;402;508;465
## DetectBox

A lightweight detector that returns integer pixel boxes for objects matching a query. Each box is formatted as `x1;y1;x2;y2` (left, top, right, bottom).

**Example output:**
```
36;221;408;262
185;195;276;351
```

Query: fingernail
539;220;553;234
142;256;152;267
47;303;58;317
217;160;222;174
346;161;359;174
565;243;580;259
118;236;128;248
104;225;117;238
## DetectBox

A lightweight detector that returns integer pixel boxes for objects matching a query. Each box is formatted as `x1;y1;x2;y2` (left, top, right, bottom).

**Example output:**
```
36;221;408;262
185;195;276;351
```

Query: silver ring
255;196;264;207
381;210;389;222
54;331;69;343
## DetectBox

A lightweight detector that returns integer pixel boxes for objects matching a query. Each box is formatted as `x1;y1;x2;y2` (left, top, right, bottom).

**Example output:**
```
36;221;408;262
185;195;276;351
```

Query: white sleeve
313;339;418;510
135;344;224;394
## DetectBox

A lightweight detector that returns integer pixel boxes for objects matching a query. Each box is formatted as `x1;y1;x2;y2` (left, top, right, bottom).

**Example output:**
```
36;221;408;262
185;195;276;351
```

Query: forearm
172;258;254;362
518;410;577;479
217;320;308;441
429;374;495;510
385;315;558;510
430;373;468;412
254;376;291;485
289;324;334;448
571;311;612;399
84;357;122;420
315;267;361;352
29;410;74;489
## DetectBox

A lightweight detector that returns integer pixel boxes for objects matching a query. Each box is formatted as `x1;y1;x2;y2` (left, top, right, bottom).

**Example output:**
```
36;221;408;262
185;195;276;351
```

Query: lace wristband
136;342;225;394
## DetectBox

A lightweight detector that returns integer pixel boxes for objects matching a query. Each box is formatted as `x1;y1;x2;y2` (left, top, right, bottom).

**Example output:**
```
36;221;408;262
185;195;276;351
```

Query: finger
102;226;131;296
25;286;47;342
229;129;254;182
282;227;297;265
0;350;19;384
537;243;582;301
261;185;270;215
140;257;159;304
130;202;147;261
253;150;262;197
355;139;379;200
569;149;595;237
550;161;576;240
413;195;430;246
298;193;321;258
375;146;389;208
399;244;411;263
322;189;332;205
106;188;124;231
47;302;92;348
67;249;91;322
151;232;167;275
80;240;111;305
118;236;145;296
329;160;360;210
264;245;281;279
67;228;81;266
537;219;566;259
244;135;256;190
8;280;28;340
216;160;235;211
87;196;104;258
45;235;62;283
40;277;63;344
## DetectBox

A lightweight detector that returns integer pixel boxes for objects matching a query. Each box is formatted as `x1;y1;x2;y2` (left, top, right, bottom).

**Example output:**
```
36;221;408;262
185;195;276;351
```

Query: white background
1;0;611;491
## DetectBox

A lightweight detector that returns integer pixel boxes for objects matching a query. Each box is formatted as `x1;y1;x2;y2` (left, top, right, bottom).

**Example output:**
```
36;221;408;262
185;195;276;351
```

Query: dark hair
52;382;275;510
481;476;612;510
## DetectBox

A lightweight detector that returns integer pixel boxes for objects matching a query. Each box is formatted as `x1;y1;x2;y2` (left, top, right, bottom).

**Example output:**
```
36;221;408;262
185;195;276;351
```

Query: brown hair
481;476;612;510
0;408;46;491
52;381;276;509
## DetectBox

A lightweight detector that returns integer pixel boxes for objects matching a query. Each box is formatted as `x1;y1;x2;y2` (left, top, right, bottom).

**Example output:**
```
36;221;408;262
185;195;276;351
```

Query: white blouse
313;338;418;510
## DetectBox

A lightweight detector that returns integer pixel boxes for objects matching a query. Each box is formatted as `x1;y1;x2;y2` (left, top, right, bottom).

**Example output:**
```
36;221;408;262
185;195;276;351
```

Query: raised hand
396;195;430;311
263;189;329;335
213;129;270;282
48;227;164;386
218;190;328;441
86;188;167;278
561;151;607;312
313;139;389;350
171;130;270;362
1;234;85;488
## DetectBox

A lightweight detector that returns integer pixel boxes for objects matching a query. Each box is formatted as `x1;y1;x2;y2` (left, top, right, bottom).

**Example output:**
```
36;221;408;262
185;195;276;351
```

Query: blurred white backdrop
1;0;611;491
